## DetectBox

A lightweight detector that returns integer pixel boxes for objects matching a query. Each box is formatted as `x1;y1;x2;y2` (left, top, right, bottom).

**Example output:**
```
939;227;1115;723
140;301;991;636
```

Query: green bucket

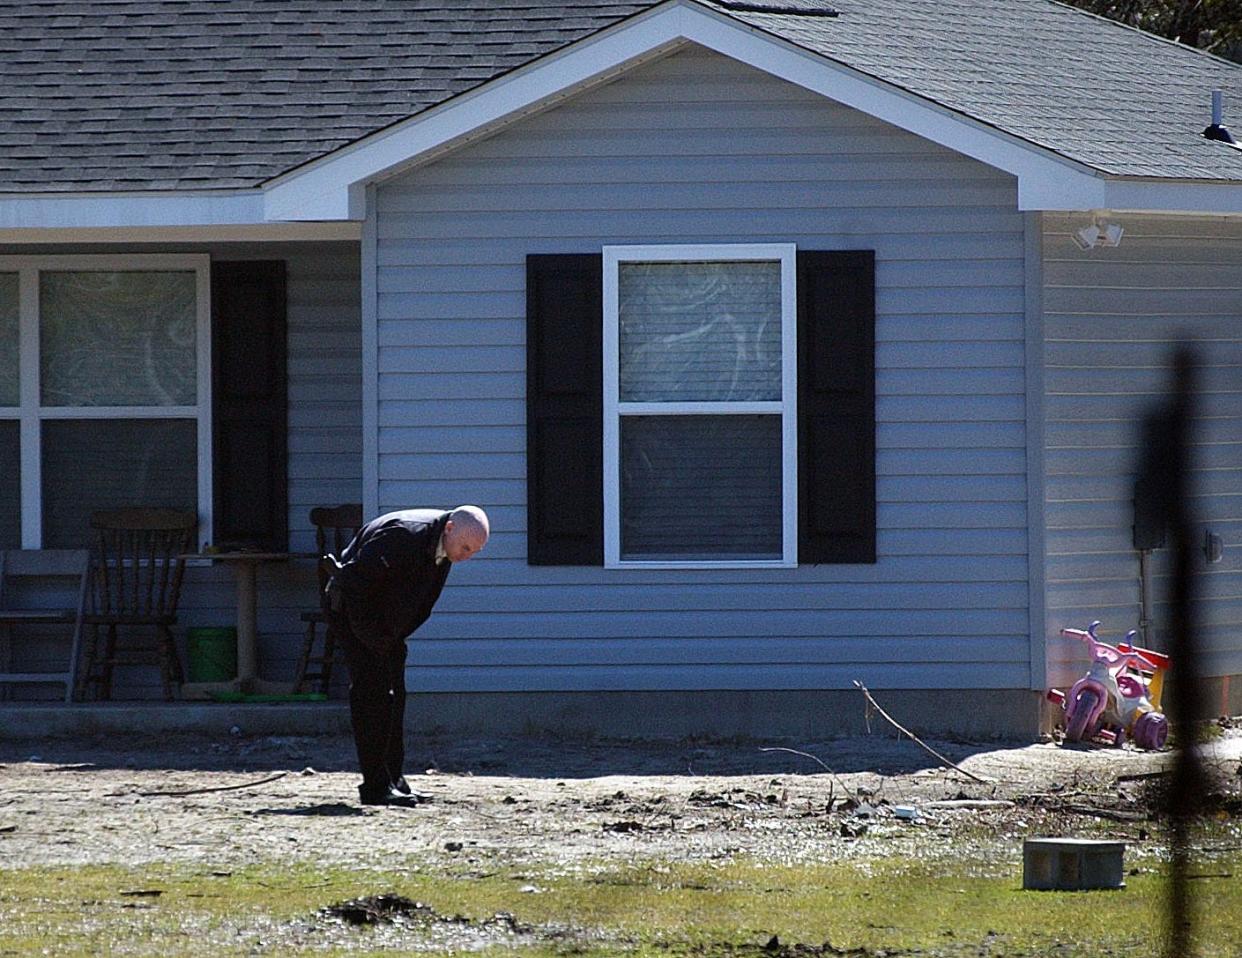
187;627;237;683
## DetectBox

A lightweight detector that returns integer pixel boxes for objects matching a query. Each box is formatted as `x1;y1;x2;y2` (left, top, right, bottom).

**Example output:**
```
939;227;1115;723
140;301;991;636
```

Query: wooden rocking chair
291;504;362;694
76;507;197;701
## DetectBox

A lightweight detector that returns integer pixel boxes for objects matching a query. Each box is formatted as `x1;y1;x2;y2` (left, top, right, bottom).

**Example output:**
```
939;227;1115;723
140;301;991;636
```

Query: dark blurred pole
1137;345;1206;958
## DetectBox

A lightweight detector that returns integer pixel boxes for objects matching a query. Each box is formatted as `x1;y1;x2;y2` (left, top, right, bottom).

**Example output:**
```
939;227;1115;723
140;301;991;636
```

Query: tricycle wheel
1065;689;1100;743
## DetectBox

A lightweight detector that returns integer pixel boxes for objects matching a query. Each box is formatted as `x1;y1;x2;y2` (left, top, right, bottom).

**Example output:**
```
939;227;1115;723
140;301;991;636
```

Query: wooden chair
76;508;197;701
0;549;91;703
292;504;362;694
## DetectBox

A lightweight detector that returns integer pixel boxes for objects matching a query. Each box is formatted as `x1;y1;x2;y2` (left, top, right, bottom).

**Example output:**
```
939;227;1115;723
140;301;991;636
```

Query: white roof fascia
1017;167;1242;214
1097;177;1242;215
0;189;271;232
0;222;362;245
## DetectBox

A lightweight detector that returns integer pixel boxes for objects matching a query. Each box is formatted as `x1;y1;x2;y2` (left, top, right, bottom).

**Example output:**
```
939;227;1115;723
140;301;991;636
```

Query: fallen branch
138;772;288;797
1116;770;1170;783
1063;803;1147;823
757;747;859;804
853;680;993;784
925;799;1014;810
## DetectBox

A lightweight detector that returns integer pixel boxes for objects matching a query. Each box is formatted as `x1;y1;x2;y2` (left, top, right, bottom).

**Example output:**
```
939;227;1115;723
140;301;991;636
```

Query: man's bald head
443;505;490;563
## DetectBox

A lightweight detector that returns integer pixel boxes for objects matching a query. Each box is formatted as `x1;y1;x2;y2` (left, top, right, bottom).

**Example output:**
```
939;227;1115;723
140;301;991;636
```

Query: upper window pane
619;261;782;403
0;273;18;407
40;271;197;406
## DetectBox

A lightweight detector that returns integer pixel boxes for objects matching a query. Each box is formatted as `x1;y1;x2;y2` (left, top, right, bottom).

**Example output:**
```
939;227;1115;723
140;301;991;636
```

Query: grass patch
1;853;1240;956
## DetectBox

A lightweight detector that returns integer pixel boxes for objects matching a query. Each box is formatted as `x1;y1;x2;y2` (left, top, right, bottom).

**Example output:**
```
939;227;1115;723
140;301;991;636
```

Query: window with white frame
602;244;797;568
0;255;211;549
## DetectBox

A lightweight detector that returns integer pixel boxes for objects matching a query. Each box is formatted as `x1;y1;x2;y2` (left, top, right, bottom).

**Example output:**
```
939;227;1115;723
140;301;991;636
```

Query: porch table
178;551;317;699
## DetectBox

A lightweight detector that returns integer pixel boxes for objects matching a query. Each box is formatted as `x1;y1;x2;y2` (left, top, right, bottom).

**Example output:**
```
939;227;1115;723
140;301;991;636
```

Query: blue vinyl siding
374;46;1030;693
1042;212;1242;683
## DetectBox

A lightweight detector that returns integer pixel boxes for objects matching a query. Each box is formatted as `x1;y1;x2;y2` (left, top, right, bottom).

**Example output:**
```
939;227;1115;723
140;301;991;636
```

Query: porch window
602;244;798;568
0;256;211;549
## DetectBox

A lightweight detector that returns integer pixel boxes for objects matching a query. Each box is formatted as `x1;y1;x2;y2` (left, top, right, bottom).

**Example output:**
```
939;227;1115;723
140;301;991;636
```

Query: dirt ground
3;724;1241;874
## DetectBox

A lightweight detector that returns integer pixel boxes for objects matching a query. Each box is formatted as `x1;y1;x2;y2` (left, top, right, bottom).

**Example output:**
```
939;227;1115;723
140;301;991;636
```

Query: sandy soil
3;725;1240;874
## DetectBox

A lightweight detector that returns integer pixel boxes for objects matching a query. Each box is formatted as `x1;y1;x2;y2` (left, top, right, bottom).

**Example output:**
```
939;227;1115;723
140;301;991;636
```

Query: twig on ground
137;772;288;797
1117;771;1170;782
925;799;1014;810
757;747;859;803
853;680;993;785
1063;803;1148;823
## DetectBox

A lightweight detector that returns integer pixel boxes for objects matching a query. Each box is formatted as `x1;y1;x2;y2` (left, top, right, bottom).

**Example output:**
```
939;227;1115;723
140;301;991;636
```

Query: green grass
2;853;1240;957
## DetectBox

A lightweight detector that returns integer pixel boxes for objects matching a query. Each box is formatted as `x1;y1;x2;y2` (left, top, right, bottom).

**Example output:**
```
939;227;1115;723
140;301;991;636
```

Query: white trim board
360;185;380;521
262;0;1242;221
0;223;361;245
0;191;267;232
1023;212;1048;694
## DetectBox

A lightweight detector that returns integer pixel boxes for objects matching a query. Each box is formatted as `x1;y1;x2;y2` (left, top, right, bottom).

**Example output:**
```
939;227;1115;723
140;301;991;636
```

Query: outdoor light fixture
1072;212;1124;250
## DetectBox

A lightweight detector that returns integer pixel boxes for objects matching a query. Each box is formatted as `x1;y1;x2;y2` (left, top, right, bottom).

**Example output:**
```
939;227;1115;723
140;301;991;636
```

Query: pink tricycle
1048;621;1170;750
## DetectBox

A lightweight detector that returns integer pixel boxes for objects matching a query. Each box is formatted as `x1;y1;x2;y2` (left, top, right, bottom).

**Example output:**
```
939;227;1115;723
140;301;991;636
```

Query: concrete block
1023;837;1126;891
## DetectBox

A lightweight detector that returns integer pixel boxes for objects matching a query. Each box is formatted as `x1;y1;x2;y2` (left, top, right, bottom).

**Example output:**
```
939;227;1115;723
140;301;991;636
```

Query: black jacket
332;509;452;651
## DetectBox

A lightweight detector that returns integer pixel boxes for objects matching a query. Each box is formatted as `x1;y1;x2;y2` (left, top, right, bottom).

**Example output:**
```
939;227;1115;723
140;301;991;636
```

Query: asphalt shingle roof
1;0;1240;194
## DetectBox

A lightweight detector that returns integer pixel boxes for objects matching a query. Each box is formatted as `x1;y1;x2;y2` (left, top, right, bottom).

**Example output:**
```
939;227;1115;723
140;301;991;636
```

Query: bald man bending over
326;505;489;806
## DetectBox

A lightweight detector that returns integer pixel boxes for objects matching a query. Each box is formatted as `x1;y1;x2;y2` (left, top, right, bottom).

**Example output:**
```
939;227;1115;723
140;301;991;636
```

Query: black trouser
332;608;408;797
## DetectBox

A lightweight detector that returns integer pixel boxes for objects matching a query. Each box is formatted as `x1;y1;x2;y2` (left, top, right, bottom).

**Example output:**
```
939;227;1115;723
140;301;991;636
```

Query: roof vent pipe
1203;90;1239;145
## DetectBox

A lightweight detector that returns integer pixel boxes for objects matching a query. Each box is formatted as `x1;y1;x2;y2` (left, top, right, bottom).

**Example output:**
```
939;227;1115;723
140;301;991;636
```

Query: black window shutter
211;261;288;551
526;254;603;565
797;250;876;564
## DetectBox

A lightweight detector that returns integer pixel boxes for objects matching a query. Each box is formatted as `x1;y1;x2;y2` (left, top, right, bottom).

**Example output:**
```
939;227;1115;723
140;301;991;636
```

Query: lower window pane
620;414;781;560
0;421;19;548
42;419;197;549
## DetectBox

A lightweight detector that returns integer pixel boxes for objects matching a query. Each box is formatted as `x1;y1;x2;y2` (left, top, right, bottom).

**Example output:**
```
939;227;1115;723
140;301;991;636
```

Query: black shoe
391;776;432;801
359;787;428;808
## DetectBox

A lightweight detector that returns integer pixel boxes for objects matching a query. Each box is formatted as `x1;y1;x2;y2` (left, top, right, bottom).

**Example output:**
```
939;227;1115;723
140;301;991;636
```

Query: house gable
266;0;1242;222
264;0;1106;222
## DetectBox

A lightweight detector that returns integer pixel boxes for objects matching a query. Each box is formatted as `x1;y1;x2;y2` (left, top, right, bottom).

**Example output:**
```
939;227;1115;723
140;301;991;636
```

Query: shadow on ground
0;729;1020;779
